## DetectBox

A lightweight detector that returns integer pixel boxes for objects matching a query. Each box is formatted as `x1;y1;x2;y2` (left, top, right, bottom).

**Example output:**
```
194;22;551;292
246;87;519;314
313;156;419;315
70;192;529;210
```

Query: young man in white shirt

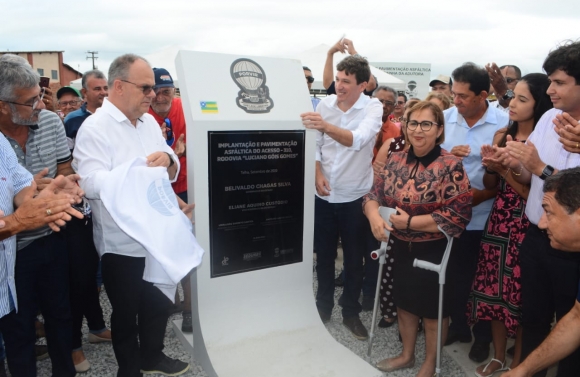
301;55;382;340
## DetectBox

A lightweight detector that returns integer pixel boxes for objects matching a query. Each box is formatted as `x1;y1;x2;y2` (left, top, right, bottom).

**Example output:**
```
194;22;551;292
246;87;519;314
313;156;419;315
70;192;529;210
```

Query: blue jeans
315;196;371;319
0;232;75;377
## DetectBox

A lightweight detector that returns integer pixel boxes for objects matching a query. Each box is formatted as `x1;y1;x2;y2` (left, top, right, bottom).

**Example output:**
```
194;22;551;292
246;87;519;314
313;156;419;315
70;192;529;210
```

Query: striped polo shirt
3;110;72;249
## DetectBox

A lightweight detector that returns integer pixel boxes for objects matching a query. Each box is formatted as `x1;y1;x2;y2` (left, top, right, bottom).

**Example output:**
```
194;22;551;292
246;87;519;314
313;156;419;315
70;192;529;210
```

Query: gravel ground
34;273;467;377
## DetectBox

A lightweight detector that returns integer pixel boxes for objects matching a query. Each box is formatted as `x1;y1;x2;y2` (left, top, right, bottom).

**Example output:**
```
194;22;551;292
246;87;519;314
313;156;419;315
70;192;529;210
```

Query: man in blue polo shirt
64;69;108;149
441;62;509;362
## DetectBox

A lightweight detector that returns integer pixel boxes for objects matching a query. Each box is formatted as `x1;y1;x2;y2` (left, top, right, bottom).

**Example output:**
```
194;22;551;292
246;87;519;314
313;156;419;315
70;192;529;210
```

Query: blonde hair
425;92;451;110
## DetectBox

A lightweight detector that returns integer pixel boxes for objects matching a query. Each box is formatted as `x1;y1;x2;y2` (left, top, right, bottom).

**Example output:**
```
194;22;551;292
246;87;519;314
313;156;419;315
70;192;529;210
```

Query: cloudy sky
3;0;579;79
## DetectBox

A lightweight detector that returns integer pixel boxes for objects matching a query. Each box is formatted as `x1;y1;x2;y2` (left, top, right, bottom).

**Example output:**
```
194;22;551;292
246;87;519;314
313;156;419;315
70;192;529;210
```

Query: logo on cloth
147;178;179;217
230;58;274;114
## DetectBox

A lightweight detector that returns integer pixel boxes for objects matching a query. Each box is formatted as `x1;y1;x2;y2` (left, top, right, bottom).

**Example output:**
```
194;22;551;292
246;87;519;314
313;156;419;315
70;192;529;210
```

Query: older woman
363;101;473;377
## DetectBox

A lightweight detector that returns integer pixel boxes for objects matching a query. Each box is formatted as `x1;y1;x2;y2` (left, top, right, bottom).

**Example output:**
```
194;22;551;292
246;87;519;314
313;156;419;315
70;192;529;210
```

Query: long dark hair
497;73;553;147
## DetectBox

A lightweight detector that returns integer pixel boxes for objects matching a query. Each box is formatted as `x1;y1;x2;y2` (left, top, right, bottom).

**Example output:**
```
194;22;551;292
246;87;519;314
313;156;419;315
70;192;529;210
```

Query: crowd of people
301;38;580;377
1;36;580;377
0;53;195;377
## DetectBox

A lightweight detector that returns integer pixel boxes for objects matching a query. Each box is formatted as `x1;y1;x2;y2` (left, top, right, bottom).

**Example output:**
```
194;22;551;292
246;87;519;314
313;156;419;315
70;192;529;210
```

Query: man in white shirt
74;54;189;377
496;41;580;377
300;55;382;340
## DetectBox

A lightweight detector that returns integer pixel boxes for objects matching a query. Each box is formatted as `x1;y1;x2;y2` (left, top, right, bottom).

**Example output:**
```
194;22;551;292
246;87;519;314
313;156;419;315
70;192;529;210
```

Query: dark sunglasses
120;79;157;95
306;76;315;84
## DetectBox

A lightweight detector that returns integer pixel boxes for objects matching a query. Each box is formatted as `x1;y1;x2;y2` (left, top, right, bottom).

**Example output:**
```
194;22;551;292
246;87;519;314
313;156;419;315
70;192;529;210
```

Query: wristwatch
539;164;555;180
502;89;514;101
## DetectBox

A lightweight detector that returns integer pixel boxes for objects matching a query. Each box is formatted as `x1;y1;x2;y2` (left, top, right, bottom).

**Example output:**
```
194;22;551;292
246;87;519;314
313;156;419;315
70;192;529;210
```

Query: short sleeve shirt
3;110;72;249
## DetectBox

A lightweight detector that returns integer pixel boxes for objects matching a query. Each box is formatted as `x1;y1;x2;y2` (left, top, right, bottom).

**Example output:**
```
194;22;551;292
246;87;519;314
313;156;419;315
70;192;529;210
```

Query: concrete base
173;319;381;377
172;319;194;355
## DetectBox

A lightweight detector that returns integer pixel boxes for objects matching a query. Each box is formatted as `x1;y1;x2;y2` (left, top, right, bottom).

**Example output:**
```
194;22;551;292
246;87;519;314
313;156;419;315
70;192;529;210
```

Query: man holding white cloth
74;54;196;377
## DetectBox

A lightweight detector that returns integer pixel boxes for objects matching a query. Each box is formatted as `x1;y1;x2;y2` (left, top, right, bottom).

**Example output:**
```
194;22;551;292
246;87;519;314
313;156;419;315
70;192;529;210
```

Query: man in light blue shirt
440;62;509;362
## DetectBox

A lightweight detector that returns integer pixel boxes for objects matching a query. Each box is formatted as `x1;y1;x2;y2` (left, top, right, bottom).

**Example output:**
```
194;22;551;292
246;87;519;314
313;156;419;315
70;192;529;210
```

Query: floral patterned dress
466;172;529;336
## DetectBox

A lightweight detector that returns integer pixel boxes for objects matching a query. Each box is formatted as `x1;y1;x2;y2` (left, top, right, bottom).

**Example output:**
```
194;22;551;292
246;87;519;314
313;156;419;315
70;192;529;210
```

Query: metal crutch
367;206;397;358
412;226;454;377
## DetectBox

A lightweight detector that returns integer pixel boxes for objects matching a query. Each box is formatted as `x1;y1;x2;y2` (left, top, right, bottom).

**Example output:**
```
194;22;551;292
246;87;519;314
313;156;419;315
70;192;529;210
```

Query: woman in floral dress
467;73;553;377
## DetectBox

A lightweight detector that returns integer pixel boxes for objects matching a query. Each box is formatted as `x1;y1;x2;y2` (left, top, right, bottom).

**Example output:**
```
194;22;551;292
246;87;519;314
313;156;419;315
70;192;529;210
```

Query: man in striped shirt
0;54;77;376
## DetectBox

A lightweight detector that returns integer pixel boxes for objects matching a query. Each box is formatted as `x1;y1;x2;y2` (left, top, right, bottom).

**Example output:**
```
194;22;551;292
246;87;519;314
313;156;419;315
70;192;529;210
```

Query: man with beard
64;69;108;149
0;53;79;376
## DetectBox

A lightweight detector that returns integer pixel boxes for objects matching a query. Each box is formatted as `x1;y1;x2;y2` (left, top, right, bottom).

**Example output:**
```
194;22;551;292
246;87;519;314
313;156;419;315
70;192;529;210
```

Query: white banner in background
371;62;431;100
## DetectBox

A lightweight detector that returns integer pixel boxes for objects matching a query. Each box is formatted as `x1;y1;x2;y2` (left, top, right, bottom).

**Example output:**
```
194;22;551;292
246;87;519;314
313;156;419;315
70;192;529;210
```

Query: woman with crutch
363;101;473;377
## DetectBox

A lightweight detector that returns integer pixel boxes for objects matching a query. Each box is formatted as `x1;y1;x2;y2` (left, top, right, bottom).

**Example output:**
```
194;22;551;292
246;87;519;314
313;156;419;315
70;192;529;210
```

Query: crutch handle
413;259;440;273
370;246;386;260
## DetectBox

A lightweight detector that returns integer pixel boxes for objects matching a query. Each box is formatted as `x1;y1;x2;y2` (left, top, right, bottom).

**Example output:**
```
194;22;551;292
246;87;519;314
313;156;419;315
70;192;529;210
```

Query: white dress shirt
73;98;180;258
525;108;580;225
315;93;382;203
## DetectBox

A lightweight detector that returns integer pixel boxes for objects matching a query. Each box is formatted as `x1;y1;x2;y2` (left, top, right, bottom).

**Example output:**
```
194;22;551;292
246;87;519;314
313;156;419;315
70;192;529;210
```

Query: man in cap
429;74;453;102
56;86;82;119
147;68;192;333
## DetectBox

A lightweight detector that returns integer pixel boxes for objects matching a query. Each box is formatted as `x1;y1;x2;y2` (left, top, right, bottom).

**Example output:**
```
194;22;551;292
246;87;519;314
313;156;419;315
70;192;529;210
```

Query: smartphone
39;76;50;88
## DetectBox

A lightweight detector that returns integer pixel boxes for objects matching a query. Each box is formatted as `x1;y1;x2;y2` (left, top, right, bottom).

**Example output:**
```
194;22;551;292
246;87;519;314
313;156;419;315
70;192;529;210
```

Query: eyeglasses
305;76;314;84
505;77;519;84
406;120;438;131
120;79;156;95
59;100;81;107
377;99;395;106
0;88;45;110
154;88;174;97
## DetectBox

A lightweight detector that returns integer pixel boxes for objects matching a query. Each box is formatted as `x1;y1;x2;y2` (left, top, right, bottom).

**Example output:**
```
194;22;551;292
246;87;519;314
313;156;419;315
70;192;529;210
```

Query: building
0;50;82;88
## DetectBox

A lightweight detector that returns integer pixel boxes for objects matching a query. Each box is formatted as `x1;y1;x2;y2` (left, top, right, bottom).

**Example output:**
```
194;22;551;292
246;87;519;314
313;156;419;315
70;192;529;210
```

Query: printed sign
208;130;304;277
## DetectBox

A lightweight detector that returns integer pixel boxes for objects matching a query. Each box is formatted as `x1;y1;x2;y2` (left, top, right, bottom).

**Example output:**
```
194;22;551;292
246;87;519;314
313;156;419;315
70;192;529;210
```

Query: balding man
74;54;189;377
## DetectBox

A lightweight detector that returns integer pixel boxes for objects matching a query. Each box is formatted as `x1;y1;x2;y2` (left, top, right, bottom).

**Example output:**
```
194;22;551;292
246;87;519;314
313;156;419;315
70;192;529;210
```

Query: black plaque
208;130;305;278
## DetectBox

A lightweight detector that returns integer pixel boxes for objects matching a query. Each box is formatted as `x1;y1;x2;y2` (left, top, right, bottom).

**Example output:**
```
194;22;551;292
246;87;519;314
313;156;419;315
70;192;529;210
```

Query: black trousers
448;230;492;342
520;224;580;377
102;253;172;377
66;216;106;350
315;196;371;318
0;232;75;377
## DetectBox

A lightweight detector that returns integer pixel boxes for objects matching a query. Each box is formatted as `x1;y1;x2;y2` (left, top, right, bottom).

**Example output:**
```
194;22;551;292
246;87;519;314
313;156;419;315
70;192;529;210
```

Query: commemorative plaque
208;130;305;278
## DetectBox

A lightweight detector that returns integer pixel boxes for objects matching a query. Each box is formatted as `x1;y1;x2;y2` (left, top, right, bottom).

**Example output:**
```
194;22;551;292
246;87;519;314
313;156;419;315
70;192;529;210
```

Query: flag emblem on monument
200;101;218;113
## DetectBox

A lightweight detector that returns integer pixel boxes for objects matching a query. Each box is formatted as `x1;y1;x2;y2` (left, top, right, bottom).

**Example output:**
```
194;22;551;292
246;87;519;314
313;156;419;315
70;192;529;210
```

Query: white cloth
99;157;204;301
315;93;382;203
74;98;180;258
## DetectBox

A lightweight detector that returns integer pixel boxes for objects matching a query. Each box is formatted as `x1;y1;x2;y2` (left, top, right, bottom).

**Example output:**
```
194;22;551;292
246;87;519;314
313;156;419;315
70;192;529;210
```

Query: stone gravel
34;275;467;376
